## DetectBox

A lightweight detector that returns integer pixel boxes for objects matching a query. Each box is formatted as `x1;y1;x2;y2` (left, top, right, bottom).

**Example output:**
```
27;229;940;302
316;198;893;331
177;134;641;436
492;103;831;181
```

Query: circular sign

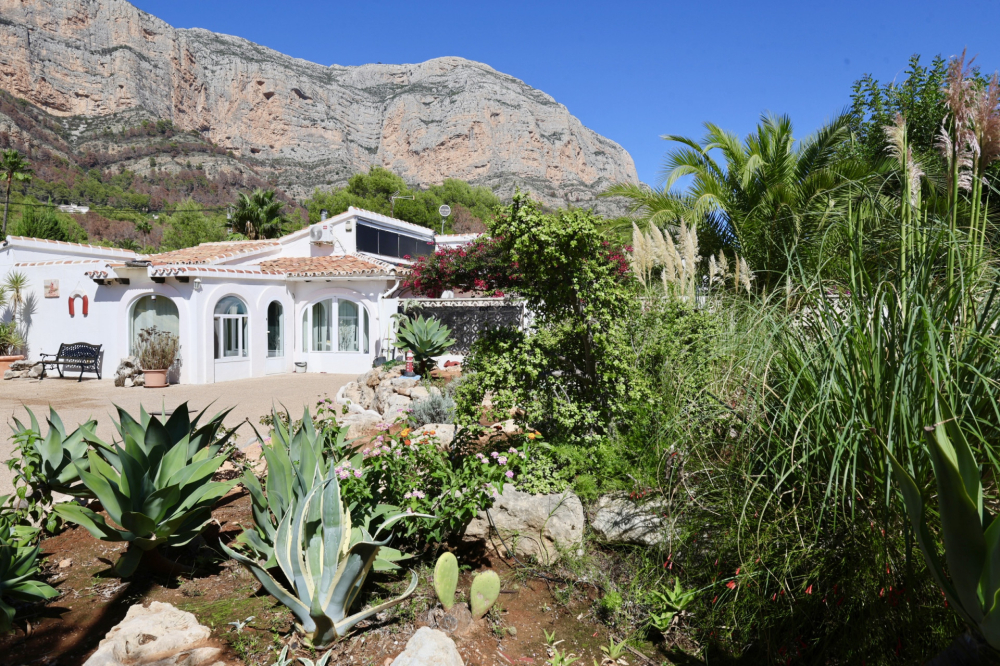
438;204;451;218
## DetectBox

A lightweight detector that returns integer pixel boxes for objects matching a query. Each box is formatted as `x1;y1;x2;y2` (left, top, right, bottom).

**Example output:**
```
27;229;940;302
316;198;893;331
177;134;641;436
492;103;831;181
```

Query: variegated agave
240;407;359;567
223;467;430;647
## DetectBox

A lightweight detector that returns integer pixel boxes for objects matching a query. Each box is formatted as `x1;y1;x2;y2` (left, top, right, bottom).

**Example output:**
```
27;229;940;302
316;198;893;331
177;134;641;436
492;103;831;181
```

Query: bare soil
0;483;679;666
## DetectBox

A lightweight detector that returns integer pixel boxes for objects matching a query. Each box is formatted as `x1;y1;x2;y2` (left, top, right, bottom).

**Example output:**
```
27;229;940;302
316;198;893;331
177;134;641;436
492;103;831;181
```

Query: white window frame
214;296;249;362
300;298;369;354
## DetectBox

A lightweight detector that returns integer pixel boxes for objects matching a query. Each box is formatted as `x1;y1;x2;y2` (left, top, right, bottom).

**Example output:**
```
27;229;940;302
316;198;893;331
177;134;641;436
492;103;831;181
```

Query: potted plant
135;326;179;388
0;271;28;373
0;321;25;375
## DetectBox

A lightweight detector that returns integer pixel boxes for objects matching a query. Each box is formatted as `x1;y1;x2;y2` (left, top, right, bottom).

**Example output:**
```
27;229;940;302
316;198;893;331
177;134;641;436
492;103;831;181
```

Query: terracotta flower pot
143;369;168;388
0;355;25;376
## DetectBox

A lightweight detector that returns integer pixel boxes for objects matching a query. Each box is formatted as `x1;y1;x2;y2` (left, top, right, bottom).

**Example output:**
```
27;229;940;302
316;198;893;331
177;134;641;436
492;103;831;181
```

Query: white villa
0;207;467;384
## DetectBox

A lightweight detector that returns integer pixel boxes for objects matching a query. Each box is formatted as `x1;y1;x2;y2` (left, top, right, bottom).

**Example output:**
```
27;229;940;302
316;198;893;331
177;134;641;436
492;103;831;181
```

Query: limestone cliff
0;0;638;211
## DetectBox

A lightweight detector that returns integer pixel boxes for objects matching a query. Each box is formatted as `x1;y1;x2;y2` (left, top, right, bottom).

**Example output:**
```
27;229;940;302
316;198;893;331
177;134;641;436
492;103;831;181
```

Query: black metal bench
40;342;103;382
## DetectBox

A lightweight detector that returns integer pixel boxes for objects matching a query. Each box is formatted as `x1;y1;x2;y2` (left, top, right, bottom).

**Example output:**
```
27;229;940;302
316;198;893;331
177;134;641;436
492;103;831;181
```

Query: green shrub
409;392;455;426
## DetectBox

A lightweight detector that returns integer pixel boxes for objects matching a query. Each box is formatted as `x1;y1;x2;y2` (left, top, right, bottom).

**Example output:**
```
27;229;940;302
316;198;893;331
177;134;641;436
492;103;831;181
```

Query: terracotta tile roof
143;241;280;266
148;265;282;278
258;253;408;277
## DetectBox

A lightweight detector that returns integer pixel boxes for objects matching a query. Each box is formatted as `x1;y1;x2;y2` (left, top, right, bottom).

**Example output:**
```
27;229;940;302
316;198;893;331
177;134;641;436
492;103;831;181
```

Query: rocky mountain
0;0;638;213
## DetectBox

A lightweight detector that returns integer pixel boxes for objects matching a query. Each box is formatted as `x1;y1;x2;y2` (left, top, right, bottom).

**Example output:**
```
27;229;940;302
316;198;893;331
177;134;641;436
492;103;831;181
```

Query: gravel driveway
0;372;354;495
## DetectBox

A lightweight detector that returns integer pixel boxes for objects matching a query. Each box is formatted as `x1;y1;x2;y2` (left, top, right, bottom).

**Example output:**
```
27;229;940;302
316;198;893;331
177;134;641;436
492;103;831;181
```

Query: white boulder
83;601;223;666
464;484;584;563
390;627;464;666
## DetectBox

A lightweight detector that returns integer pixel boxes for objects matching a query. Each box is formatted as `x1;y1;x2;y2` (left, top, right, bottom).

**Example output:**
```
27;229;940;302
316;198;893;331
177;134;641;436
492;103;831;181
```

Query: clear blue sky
132;0;1000;187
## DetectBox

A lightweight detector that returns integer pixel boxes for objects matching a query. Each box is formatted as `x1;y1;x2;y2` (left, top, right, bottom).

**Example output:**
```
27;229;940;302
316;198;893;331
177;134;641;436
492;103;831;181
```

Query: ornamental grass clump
135;326;179;370
223;467;431;647
54;403;238;576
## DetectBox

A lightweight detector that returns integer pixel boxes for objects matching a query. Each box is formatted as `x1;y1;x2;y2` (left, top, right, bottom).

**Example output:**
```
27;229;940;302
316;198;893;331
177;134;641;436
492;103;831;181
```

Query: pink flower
491;451;499;459
508;448;517;454
498;456;508;465
505;470;514;479
354;469;362;478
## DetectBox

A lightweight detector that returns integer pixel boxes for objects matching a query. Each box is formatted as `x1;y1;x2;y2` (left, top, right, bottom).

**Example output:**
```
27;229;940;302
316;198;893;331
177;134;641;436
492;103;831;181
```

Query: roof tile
144;241;280;266
258;254;407;277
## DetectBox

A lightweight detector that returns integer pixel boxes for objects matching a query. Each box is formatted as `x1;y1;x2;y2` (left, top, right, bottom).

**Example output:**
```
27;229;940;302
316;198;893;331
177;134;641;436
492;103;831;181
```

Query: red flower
805;585;813;595
726;581;736;590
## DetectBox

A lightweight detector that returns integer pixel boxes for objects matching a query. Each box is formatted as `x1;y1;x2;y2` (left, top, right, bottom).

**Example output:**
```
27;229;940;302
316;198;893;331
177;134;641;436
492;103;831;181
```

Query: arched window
301;299;370;353
267;301;283;357
130;295;179;354
214;296;248;359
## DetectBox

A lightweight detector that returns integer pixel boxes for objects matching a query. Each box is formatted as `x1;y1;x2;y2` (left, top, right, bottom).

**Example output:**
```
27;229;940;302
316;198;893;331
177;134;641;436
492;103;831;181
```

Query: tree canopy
304;166;499;233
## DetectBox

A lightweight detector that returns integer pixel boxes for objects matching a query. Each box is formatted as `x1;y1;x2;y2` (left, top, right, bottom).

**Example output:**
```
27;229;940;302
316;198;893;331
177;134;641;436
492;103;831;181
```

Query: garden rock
389;627;464;666
4;360;44;380
409;386;431;401
341;412;382;439
360;368;382;388
384;394;412;418
391;376;419;391
113;355;143;387
82;601;223;666
426;602;474;638
413;424;456;448
590;494;672;546
464;484;584;563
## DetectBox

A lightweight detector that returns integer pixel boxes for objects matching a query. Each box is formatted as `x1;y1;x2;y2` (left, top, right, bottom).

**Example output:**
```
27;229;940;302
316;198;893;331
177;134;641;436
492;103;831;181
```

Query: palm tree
3;271;28;326
229;189;288;240
605;114;872;283
1;150;33;239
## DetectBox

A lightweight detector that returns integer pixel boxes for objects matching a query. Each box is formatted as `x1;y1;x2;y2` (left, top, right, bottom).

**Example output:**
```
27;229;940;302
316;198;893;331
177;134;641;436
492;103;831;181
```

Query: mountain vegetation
304;166;500;234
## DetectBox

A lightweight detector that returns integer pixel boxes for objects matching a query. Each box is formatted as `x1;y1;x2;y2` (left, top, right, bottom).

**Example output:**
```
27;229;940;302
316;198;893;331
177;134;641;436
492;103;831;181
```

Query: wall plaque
43;280;59;298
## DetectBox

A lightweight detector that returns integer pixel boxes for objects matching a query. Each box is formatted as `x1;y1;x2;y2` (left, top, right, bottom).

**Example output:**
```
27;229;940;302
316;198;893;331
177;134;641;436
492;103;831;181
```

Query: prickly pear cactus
434;552;459;610
470;570;501;619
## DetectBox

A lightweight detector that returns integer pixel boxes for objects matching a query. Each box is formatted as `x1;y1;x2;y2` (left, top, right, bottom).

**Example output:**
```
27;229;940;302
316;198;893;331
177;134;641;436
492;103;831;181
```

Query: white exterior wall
1;257;401;385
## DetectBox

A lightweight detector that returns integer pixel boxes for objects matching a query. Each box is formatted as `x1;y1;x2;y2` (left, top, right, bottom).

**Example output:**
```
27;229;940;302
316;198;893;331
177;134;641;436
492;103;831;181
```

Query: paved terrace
0;373;355;495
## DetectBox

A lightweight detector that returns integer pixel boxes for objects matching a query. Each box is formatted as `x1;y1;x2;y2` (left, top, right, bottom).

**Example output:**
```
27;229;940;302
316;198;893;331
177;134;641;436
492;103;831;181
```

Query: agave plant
889;395;1000;646
240;407;360;567
223;467;430;647
7;407;100;497
53;403;239;577
6;408;103;532
0;500;57;633
393;314;455;376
